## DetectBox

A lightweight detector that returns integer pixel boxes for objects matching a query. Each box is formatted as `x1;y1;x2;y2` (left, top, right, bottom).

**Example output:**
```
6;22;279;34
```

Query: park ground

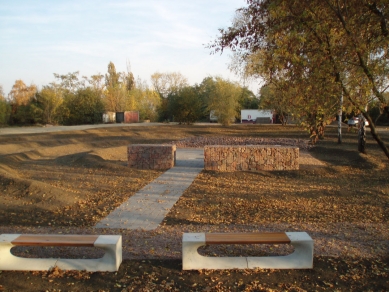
0;124;388;291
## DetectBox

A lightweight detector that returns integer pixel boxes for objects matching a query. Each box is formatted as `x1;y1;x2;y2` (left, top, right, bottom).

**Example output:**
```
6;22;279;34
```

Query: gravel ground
2;136;386;261
3;221;388;261
1;127;388;291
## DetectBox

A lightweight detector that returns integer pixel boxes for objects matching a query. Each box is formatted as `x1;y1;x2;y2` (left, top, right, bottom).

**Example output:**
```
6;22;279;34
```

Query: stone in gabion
128;144;176;170
204;145;298;172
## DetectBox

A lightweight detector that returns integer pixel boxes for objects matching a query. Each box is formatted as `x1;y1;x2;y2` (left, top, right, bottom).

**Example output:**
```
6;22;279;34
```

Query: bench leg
182;232;313;270
0;234;58;271
0;235;122;272
57;235;122;272
247;232;313;269
182;233;248;270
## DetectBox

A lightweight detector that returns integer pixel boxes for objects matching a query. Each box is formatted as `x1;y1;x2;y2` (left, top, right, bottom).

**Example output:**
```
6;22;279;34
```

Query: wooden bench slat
11;235;99;247
205;233;291;244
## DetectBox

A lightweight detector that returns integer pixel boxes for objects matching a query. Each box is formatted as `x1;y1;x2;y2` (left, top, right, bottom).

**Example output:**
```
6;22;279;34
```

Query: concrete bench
0;234;122;272
182;232;313;270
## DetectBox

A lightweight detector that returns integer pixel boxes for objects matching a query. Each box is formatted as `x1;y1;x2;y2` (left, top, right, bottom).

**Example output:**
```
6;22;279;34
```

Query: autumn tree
124;62;135;93
53;71;83;93
259;84;290;125
211;0;389;158
122;61;137;111
371;92;389;124
151;72;188;121
151;72;188;99
8;80;37;124
87;74;105;94
104;62;136;112
59;87;104;125
104;62;123;112
8;80;37;107
131;77;160;121
0;85;11;125
0;85;4;100
168;86;204;124
238;87;259;110
35;85;63;124
51;71;105;125
203;76;241;126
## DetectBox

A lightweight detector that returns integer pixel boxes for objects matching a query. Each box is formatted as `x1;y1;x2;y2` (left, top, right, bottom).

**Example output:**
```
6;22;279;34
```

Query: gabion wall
128;144;176;170
204;145;299;171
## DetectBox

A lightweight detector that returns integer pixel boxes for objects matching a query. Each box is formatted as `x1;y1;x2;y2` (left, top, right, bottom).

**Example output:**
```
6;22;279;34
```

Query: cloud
0;0;253;94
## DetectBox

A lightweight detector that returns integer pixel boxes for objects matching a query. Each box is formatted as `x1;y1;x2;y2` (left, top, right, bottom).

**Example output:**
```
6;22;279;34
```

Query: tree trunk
340;82;389;160
362;112;389;160
338;92;343;144
358;114;366;153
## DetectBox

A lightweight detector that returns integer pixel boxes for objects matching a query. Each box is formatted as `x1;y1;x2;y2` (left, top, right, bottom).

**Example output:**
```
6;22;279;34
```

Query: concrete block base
0;234;122;272
182;232;313;270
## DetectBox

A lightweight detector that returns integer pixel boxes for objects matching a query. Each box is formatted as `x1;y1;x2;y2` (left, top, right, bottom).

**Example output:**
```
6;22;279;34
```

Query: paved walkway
95;148;204;230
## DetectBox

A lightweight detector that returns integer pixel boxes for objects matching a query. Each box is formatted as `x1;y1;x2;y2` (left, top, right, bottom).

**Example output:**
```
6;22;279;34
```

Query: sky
0;0;260;95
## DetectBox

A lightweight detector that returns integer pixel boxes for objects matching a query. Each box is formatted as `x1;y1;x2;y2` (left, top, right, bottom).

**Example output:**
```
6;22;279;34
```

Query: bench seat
0;234;122;272
205;232;291;244
182;232;313;270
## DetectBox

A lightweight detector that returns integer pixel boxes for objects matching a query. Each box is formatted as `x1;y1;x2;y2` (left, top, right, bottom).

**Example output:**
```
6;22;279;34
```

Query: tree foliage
0;85;11;125
87;74;105;98
203;77;241;126
2;63;164;126
238;87;259;110
104;62;125;112
60;87;104;125
8;80;37;125
8;80;37;107
369;91;389;124
103;62;137;112
35;86;63;125
168;86;204;124
150;72;188;99
151;72;188;121
53;72;83;93
131;77;160;121
259;84;290;125
211;0;389;158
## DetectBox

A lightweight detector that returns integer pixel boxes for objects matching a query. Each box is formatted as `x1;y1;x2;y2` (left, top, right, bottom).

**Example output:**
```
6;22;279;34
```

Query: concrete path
95;148;204;230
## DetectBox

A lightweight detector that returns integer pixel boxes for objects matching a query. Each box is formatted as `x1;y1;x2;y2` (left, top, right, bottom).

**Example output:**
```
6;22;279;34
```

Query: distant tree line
0;62;259;127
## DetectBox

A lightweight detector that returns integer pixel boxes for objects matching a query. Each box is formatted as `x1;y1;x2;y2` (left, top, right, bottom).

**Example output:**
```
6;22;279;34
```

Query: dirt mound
54;151;129;171
0;175;82;208
0;141;162;227
0;150;44;166
0;172;90;226
55;151;104;167
0;163;21;177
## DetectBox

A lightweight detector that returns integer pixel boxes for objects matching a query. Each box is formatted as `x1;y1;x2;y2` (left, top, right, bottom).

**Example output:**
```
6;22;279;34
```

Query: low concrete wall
204;145;299;171
128;144;176;170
